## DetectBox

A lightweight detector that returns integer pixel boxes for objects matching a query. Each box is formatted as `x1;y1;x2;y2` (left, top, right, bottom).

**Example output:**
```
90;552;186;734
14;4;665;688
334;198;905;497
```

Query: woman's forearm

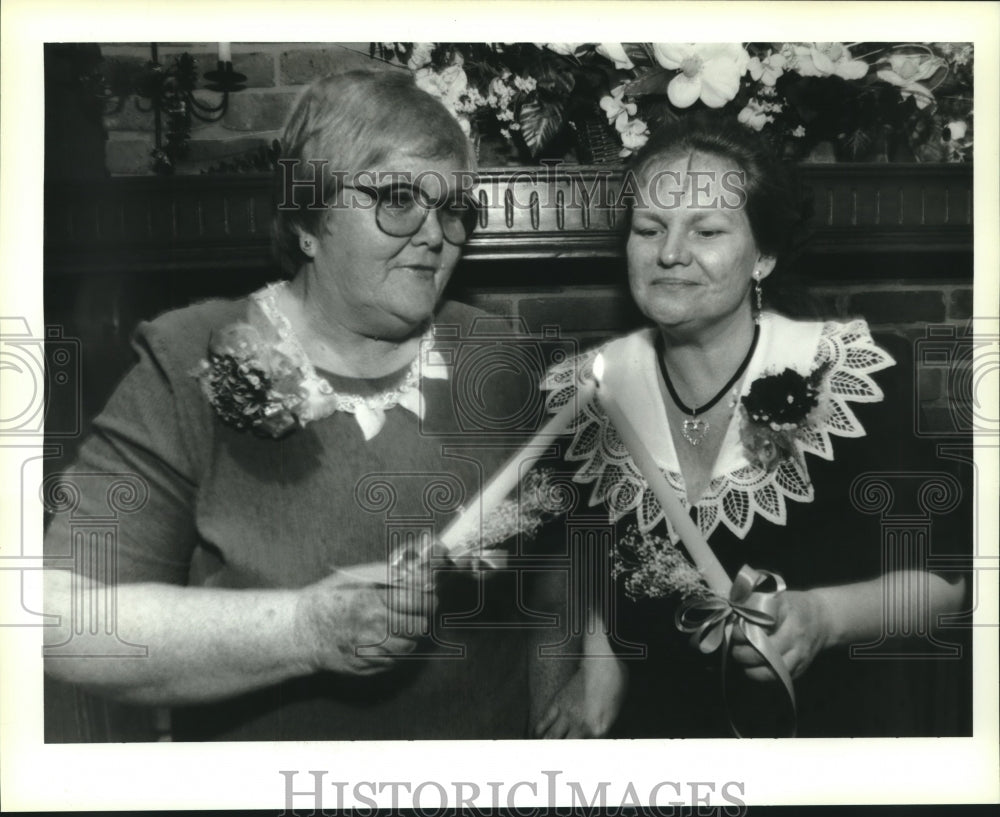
812;570;967;650
43;569;315;706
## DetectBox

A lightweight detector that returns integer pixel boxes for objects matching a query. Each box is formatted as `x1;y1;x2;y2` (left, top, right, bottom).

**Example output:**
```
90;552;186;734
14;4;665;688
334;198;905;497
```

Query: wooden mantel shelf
44;163;972;275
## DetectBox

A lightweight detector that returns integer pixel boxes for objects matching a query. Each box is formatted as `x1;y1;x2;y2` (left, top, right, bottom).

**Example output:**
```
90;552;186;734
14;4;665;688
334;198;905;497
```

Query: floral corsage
739;360;832;473
192;322;309;439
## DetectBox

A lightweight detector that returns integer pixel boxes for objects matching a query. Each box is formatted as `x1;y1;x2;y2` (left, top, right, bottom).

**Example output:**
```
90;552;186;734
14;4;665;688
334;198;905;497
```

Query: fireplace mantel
44;163;972;277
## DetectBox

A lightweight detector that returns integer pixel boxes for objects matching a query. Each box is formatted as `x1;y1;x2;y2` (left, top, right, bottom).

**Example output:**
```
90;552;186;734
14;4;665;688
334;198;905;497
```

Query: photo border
2;0;997;811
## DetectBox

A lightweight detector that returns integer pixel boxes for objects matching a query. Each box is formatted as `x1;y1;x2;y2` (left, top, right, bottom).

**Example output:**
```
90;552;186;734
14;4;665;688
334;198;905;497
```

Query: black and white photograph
2;1;998;813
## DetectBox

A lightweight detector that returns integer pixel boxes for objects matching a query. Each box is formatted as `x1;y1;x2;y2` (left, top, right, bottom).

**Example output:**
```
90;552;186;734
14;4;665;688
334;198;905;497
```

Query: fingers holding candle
730;589;832;681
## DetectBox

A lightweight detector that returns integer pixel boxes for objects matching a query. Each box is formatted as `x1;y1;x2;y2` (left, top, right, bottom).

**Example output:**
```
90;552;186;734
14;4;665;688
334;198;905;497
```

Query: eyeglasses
340;182;479;245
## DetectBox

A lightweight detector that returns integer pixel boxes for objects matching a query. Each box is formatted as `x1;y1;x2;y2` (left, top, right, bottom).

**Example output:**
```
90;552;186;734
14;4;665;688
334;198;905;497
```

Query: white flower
652;43;750;109
876;52;944;110
543;43;581;56
454;86;486;115
617;117;649;156
945;120;968;141
596;43;635;70
488;75;514;103
407;42;435;70
414;64;478;131
793;43;868;80
934;42;973;66
414;64;469;111
599;85;637;129
791;125;806;138
748;52;786;86
737;98;773;131
513;74;537;93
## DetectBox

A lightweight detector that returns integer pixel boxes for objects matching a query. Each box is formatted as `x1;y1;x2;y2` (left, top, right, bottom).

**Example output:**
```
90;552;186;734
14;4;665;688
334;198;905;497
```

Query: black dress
540;313;972;738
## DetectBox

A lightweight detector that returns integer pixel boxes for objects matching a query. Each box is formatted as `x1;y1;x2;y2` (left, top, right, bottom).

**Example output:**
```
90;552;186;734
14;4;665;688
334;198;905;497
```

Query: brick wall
460;281;973;344
452;268;974;433
100;43;384;175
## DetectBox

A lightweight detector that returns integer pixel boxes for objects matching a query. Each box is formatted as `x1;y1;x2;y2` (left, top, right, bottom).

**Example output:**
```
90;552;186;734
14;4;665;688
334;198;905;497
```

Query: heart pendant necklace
657;324;760;447
681;416;710;446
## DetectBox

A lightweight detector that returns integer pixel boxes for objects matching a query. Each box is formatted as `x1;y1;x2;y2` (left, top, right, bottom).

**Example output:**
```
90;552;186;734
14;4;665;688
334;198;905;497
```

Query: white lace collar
543;312;896;541
251;282;449;440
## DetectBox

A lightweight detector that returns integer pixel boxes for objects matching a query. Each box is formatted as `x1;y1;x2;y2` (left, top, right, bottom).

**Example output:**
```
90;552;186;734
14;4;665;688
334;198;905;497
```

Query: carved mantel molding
44;164;973;276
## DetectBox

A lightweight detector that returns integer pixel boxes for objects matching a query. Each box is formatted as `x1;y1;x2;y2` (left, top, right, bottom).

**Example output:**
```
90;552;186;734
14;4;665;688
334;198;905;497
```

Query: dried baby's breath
612;524;712;602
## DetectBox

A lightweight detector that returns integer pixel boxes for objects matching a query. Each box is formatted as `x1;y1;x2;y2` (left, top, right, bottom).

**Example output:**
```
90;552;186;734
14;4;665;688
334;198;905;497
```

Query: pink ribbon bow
675;564;798;737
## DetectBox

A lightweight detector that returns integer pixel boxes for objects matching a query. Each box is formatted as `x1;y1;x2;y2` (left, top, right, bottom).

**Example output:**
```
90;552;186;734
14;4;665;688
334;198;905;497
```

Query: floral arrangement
375;42;973;164
612;524;712;602
739;361;832;473
192;322;308;439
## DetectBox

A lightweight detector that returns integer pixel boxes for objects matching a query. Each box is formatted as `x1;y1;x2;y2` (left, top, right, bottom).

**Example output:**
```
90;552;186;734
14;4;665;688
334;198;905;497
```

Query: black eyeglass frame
336;181;480;245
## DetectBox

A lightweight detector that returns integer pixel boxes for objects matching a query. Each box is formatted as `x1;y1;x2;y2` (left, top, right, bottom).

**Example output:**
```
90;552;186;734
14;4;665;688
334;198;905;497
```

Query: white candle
438;374;597;554
593;354;732;595
218;42;232;64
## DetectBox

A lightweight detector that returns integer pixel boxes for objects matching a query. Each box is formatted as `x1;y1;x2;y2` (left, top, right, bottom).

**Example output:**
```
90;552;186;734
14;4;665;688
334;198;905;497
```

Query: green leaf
517;98;566;157
533;57;576;96
622;68;673;97
623;43;653;68
640;97;681;127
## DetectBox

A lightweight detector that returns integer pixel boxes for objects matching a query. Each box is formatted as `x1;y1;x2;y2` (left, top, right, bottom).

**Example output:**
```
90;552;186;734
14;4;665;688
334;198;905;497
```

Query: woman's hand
294;562;437;676
730;589;834;682
533;657;627;738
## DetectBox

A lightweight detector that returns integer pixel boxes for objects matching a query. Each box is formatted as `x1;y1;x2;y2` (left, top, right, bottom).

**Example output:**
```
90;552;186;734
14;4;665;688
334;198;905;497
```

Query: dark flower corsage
739;361;832;472
192;322;307;439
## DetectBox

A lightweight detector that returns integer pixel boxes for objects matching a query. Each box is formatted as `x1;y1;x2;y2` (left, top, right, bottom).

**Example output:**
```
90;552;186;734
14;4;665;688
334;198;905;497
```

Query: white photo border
2;0;998;810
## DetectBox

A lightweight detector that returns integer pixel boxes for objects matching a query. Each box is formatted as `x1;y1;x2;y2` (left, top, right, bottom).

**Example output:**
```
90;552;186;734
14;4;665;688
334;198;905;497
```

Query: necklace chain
657;323;760;446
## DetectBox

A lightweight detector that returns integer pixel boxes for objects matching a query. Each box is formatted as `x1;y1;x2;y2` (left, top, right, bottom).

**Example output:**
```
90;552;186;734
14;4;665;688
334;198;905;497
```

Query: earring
301;237;313;254
753;270;763;318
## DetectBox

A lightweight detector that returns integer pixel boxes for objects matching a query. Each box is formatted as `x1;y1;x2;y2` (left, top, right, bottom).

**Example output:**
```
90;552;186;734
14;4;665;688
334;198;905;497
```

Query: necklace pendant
682;416;710;446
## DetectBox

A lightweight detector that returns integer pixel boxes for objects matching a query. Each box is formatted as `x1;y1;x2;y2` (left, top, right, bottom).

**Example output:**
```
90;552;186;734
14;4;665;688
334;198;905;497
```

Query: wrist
290;586;323;675
808;587;842;651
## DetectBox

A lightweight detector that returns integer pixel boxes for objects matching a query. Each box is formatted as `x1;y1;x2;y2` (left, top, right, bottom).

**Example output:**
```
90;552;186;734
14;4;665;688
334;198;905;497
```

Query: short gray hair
272;69;476;275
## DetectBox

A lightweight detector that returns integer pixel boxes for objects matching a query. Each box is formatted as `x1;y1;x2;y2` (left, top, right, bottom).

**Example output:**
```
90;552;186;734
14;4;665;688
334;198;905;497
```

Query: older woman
531;113;971;738
43;70;531;740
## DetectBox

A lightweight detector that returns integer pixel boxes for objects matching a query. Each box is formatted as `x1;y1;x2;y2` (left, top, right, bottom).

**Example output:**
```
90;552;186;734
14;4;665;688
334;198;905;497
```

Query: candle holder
202;61;248;94
132;44;247;174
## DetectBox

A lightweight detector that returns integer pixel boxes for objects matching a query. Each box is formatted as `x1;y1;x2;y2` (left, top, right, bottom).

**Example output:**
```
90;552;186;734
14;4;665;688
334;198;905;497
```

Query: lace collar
250;282;450;440
543;312;895;541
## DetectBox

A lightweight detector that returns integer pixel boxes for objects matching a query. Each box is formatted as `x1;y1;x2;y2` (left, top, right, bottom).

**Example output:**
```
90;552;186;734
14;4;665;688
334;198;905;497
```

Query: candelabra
133;43;247;173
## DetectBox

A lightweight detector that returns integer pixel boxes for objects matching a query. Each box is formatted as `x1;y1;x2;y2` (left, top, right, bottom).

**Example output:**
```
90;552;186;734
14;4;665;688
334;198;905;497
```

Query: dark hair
628;111;816;315
272;69;476;276
629;110;806;265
